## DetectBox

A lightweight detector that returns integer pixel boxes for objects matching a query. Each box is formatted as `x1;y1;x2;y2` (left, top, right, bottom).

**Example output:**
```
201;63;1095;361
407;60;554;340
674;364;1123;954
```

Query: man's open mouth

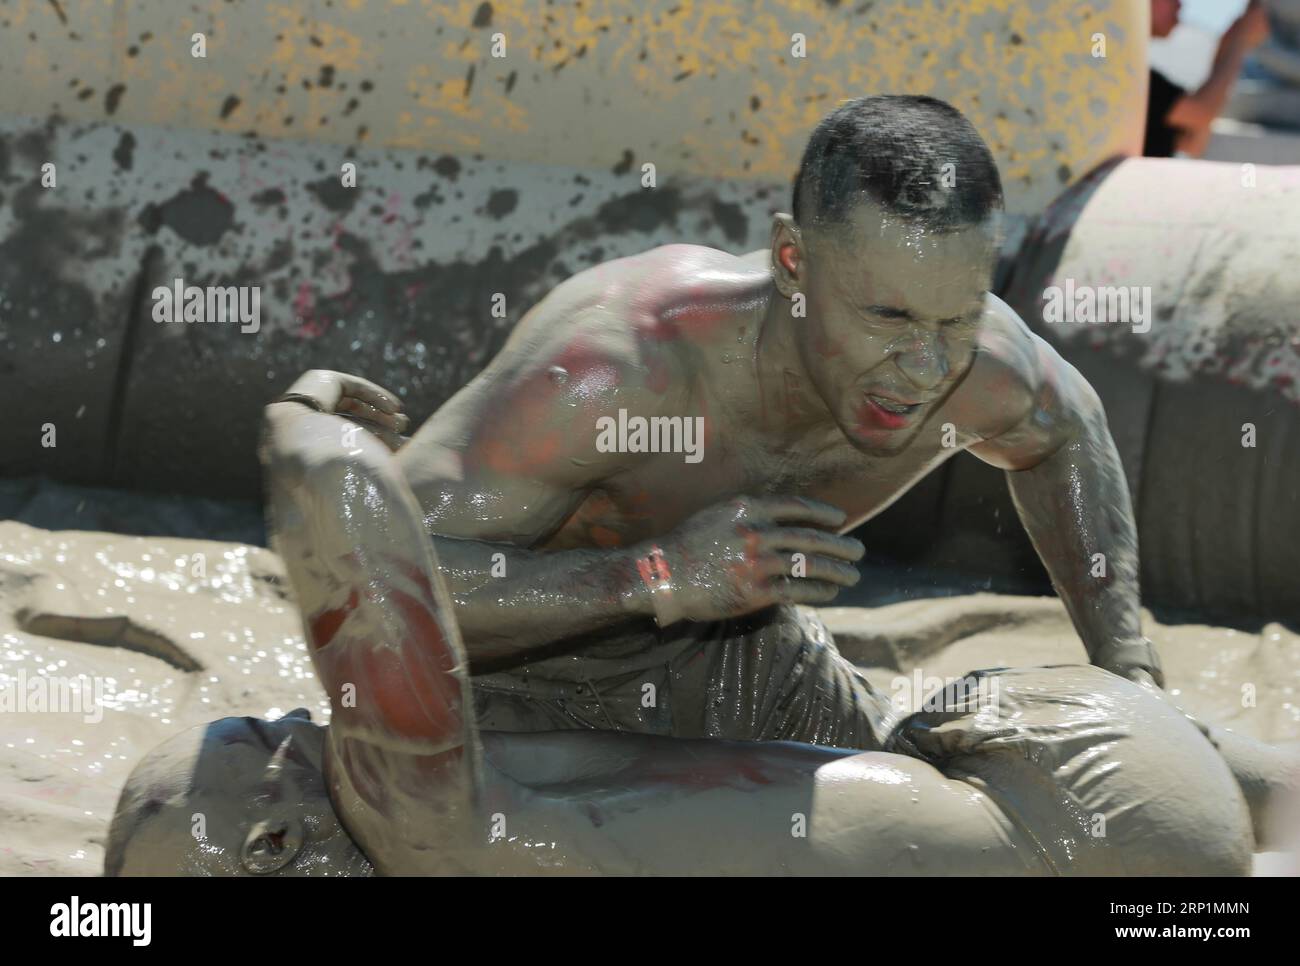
864;393;921;416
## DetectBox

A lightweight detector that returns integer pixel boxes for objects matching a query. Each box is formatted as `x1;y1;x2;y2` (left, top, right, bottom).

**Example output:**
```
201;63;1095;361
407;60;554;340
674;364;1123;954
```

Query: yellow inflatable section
2;0;1148;213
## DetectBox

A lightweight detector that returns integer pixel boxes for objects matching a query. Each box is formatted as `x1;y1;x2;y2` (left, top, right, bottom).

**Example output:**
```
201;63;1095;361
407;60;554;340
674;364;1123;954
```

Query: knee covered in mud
885;665;1253;875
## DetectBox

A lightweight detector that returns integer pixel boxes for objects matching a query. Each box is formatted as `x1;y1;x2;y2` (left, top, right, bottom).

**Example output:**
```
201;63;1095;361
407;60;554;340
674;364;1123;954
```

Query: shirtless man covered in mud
317;93;1163;746
108;97;1296;876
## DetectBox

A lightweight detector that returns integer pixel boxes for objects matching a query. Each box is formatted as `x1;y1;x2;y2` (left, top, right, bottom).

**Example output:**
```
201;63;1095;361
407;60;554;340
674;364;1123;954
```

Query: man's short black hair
792;95;1004;234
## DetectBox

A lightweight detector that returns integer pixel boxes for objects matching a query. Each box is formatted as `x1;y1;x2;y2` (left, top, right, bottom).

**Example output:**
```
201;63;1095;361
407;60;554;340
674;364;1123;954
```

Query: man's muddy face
796;200;996;455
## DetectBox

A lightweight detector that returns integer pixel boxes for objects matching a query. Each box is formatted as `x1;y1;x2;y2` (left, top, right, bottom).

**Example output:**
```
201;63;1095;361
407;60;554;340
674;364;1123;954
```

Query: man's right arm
394;325;675;665
397;328;863;668
428;532;652;668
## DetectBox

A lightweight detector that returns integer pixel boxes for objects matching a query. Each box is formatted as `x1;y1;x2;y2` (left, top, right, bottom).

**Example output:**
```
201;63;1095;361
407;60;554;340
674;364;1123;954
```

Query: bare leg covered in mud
106;402;1257;875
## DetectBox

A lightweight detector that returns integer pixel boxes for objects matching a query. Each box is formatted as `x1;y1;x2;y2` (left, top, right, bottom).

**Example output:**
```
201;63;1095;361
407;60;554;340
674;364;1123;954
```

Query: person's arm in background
1166;0;1271;156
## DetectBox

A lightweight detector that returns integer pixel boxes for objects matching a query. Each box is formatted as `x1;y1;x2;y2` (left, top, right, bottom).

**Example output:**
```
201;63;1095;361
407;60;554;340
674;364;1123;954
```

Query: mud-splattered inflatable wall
6;1;1299;619
0;0;1146;494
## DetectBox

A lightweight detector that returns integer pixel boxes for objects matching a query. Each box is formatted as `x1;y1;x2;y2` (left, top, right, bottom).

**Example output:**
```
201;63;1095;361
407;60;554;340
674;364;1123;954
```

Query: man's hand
277;370;410;436
635;495;864;625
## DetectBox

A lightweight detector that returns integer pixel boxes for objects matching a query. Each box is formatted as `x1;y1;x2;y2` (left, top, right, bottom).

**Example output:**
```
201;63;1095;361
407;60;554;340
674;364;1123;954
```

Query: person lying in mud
104;398;1268;875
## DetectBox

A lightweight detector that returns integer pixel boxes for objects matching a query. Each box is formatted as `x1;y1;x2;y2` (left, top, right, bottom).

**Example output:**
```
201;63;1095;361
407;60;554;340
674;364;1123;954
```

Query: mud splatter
433;155;460;180
306;174;358;214
105;84;126;115
485;188;517;219
710;199;748;245
251;187;286;206
112;131;135;171
137;174;234;246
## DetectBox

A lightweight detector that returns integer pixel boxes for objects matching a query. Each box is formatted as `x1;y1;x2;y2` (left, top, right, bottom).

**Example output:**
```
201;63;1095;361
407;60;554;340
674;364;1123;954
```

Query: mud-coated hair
792;95;1004;234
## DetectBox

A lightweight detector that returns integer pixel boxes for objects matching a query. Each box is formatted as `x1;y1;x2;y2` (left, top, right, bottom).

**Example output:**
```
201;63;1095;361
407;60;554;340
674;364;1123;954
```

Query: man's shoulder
951;293;1101;460
944;293;1050;438
966;293;1046;388
524;243;744;332
518;242;749;392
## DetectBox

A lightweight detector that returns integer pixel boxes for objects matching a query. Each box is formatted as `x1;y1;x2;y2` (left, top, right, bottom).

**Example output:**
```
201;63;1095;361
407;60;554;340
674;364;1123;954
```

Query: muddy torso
402;243;1000;550
534;245;967;549
542;413;956;549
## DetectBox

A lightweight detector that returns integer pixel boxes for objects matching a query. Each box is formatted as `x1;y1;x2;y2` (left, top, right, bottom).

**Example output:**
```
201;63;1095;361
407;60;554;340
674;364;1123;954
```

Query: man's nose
892;330;950;392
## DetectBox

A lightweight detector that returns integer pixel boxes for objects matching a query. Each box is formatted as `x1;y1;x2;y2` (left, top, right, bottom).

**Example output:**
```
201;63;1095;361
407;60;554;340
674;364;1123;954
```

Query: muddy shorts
472;605;891;750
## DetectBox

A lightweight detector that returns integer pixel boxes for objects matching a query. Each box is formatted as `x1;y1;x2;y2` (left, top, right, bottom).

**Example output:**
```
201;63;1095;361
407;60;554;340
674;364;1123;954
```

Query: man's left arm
964;311;1164;687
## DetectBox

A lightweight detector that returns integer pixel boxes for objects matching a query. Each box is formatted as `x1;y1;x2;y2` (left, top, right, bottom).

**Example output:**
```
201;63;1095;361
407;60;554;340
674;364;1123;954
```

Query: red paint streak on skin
725;527;763;585
481;431;561;476
558;491;628;547
639;316;683;344
308;589;359;650
398;561;434;599
307;554;465;763
589;526;622;548
323;586;464;746
671;299;732;329
650;294;735;344
388;587;462;710
637;265;742;344
640;755;775;790
469;343;621;476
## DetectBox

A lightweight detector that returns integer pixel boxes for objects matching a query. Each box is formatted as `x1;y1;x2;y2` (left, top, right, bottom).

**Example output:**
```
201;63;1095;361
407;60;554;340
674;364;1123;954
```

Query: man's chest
548;424;952;549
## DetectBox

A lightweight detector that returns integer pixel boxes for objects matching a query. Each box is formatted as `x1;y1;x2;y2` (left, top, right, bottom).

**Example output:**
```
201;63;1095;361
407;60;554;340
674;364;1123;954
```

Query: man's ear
769;213;804;299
